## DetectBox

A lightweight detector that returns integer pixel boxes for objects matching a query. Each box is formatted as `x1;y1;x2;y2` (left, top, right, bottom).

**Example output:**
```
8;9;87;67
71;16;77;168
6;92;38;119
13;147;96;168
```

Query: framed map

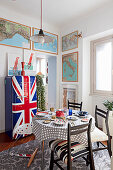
8;53;22;76
0;18;31;49
62;31;78;52
63;88;76;108
32;27;58;55
62;52;78;82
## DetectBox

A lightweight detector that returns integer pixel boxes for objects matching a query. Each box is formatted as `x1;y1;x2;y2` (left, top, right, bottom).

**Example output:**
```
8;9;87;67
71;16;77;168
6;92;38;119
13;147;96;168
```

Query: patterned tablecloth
32;114;95;145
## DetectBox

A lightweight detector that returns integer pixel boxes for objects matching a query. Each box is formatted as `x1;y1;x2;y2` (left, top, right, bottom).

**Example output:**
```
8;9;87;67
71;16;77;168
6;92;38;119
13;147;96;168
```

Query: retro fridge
5;76;37;139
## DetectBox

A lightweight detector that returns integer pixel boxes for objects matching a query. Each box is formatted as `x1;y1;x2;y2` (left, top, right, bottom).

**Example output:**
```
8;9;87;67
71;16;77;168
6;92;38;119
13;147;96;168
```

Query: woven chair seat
91;127;108;143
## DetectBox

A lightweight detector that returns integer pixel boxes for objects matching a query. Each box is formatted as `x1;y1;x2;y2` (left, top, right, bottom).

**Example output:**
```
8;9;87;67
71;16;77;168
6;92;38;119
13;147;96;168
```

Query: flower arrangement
103;100;113;111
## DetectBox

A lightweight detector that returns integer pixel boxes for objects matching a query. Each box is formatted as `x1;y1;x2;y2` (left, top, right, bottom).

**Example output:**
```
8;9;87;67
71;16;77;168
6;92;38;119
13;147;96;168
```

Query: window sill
89;92;113;97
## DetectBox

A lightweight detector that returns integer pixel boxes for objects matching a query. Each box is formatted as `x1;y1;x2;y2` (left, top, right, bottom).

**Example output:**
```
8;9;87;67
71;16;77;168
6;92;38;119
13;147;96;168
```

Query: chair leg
89;152;95;170
86;155;90;166
50;150;54;170
97;142;99;147
107;140;112;157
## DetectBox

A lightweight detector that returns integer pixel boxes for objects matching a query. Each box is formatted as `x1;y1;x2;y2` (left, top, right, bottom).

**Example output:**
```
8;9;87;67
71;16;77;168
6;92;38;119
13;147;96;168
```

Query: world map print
62;31;78;52
0;18;31;49
62;52;78;82
32;28;58;54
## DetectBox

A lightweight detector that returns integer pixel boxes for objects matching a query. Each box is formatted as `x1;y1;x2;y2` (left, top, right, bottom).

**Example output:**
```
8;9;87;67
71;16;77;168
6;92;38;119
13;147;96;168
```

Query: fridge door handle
17;96;27;99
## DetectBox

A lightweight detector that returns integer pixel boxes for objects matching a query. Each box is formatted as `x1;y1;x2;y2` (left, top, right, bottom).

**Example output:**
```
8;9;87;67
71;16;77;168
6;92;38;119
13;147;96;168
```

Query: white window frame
90;35;113;96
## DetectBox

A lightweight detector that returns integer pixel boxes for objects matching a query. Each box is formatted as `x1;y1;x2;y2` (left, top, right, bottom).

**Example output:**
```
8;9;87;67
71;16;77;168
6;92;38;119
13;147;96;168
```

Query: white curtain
96;41;112;91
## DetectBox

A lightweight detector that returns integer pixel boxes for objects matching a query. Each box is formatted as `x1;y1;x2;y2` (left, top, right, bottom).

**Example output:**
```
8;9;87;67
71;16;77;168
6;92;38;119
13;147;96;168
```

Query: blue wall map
33;28;58;54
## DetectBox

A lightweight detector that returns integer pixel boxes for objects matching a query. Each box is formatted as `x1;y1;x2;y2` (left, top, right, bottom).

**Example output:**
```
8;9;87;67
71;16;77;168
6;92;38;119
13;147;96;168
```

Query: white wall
48;56;57;109
0;6;60;132
60;1;113;125
82;39;93;114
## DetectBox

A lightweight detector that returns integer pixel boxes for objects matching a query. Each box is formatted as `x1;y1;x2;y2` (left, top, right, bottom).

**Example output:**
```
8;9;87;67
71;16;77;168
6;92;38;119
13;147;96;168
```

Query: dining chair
49;118;95;170
68;100;82;111
91;105;112;157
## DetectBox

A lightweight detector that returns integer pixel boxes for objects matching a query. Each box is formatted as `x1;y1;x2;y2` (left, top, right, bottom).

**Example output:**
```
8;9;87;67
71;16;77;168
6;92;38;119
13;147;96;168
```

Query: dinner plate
53;119;65;126
51;119;56;121
67;116;78;121
79;111;88;114
79;115;87;118
43;120;51;124
78;111;88;117
81;118;89;122
37;112;47;117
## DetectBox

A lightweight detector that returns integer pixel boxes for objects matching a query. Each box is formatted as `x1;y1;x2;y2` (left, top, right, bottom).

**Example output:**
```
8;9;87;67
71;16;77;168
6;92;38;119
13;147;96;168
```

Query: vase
21;62;25;76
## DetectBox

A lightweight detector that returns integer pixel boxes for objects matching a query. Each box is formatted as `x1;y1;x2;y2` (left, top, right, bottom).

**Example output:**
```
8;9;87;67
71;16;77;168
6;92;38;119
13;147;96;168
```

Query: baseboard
0;129;5;133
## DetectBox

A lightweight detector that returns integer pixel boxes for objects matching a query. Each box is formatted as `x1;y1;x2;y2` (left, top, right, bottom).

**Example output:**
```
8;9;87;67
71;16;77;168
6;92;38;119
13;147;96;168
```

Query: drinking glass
69;109;72;116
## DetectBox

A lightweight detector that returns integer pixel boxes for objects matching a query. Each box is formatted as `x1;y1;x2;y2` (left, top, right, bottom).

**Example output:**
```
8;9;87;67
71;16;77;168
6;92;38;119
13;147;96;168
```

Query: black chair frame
50;118;95;170
93;105;112;157
68;100;82;111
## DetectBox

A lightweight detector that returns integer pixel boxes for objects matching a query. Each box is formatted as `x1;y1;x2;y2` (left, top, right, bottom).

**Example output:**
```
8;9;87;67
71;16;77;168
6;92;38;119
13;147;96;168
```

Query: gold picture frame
32;27;58;55
0;17;31;50
62;30;78;52
62;51;78;82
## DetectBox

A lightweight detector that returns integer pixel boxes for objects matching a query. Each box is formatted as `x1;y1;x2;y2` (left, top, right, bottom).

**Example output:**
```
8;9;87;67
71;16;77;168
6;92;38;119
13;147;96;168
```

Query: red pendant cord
41;0;42;29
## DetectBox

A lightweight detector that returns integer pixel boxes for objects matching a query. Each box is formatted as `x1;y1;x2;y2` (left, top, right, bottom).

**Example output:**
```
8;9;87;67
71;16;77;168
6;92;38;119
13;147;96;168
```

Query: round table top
32;111;95;145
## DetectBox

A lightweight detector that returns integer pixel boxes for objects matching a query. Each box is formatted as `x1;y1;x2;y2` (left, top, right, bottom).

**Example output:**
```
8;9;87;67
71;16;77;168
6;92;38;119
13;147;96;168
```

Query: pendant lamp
30;0;53;43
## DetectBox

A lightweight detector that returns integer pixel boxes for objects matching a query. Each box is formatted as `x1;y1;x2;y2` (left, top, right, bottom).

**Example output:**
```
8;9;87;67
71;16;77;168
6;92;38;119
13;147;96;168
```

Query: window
90;36;113;95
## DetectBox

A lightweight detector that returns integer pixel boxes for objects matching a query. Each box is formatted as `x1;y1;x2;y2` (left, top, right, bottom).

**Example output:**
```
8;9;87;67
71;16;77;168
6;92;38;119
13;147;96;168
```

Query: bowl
79;111;88;116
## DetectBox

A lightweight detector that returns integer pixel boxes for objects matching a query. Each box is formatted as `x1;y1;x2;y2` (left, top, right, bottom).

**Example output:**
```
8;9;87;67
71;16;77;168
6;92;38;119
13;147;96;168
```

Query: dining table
32;110;95;169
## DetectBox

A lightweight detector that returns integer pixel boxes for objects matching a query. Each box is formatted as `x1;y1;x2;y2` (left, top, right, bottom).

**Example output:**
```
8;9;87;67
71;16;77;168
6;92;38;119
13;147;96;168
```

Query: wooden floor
0;132;35;152
0;132;107;152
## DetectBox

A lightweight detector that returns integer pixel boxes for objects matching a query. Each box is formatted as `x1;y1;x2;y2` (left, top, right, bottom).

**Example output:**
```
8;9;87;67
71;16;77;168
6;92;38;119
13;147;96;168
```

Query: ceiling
0;0;112;28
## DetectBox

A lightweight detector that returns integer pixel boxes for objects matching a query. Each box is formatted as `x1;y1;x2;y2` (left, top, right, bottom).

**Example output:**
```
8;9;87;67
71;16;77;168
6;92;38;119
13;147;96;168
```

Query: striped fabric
49;139;88;164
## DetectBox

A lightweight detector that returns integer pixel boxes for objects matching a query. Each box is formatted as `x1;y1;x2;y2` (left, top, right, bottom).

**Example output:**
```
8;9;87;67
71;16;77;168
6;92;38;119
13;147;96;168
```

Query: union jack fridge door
12;76;37;139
